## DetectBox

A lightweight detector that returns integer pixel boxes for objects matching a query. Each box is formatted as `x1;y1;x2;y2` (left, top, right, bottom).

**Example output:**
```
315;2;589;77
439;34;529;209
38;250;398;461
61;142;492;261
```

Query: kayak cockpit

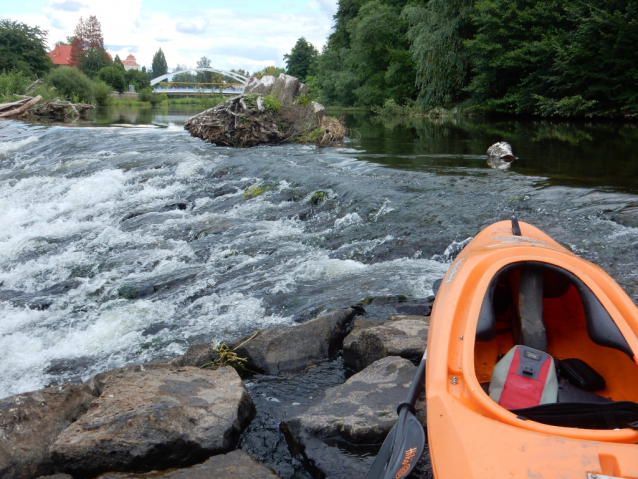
473;261;638;429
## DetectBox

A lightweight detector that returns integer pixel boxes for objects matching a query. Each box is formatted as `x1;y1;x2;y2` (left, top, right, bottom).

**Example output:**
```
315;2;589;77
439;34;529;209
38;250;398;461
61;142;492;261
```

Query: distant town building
48;45;72;66
122;54;141;71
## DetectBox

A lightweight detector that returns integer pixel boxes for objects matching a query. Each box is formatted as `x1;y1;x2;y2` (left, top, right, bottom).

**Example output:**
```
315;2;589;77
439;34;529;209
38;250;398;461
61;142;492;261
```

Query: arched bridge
151;68;249;95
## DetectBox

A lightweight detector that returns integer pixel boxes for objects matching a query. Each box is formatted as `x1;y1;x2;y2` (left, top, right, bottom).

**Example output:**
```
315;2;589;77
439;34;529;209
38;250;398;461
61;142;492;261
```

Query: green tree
81;48;111;78
172;64;195;83
284;37;318;81
98;66;126;92
549;0;638;114
253;65;285;79
195;56;212;84
465;0;570;114
0;19;53;76
403;0;475;107
125;68;151;90
113;54;125;71
151;48;168;78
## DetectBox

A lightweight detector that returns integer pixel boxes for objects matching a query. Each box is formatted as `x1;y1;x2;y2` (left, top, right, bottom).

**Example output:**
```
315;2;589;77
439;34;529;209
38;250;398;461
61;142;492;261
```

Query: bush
98;66;126;93
46;67;94;103
263;94;283;112
0;70;30;98
138;87;152;102
92;80;113;106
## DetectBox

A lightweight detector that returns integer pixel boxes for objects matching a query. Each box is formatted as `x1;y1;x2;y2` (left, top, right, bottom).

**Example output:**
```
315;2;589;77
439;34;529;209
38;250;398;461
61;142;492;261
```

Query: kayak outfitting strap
511;217;522;236
489;345;558;409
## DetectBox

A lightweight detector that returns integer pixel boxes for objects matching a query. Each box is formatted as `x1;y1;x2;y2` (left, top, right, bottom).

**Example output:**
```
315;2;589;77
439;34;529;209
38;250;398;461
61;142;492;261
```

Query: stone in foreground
51;366;255;477
96;450;280;479
0;384;95;479
230;308;357;375
343;318;429;372
282;356;426;479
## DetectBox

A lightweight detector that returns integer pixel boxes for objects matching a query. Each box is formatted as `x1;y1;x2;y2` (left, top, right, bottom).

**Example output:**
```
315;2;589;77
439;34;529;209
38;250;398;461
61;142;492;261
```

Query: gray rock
230;308;357;374
244;75;276;96
343;319;429;372
95;450;280;479
170;343;218;368
272;74;301;106
36;475;73;479
0;384;95;479
311;101;325;122
282;357;425;479
51;366;255;477
487;141;516;160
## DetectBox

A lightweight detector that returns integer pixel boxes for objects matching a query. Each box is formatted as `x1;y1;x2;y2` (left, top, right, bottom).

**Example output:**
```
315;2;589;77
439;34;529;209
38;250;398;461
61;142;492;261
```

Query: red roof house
48;45;72;66
122;54;141;71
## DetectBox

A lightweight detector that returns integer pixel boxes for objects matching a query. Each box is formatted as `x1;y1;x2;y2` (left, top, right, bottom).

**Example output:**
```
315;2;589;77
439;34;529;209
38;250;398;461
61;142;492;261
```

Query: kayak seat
476;262;633;359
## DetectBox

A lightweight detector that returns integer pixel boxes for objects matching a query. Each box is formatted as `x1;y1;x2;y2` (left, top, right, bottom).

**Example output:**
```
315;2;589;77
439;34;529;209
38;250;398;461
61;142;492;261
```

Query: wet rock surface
343;316;429;372
230;308;358;374
0;384;95;479
96;450;281;479
281;356;426;479
51;366;255;478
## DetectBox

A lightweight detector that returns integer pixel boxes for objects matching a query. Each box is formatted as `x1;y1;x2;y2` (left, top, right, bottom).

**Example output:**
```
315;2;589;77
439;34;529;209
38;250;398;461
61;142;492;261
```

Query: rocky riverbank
0;295;434;479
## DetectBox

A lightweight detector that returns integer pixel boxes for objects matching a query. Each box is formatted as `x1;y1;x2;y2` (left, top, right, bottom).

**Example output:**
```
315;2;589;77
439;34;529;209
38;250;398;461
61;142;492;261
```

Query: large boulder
0;384;95;479
230;308;357;375
343;317;429;372
51;366;255;478
282;356;426;479
95;450;280;479
244;74;306;106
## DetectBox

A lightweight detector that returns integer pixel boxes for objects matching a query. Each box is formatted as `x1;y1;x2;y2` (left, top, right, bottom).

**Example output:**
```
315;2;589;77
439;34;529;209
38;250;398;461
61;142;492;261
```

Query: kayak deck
426;220;638;478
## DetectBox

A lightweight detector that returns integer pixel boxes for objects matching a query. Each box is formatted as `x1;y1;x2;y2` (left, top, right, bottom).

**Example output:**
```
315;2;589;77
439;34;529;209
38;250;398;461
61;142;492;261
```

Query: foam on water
0;120;636;399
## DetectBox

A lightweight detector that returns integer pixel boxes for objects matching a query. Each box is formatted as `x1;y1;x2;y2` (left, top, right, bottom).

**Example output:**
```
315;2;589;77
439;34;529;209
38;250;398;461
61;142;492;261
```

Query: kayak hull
426;221;638;478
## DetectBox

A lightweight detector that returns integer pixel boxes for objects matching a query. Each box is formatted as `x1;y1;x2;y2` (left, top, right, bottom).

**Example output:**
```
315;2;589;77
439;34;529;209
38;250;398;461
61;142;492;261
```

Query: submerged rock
0;384;95;479
282;356;426;479
95;450;281;479
184;74;344;147
51;366;255;477
230;308;358;375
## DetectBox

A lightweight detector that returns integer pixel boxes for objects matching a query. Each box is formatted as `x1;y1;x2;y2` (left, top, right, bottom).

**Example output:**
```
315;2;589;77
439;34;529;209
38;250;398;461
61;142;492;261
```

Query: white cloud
13;0;335;75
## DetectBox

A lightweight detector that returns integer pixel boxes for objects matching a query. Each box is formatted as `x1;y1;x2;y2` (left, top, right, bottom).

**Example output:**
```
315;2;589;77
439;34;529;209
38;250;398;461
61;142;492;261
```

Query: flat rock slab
231;308;357;375
282;356;425;479
51;366;255;478
343;318;429;372
0;384;95;479
96;450;280;479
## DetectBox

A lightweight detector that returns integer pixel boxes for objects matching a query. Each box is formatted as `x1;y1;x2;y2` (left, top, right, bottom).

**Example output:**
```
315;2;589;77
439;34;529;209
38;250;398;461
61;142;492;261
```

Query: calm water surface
0;104;636;401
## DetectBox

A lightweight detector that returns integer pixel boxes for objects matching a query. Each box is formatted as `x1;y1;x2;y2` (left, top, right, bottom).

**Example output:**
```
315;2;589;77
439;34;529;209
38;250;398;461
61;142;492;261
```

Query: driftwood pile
0;96;42;118
184;74;345;147
0;95;94;121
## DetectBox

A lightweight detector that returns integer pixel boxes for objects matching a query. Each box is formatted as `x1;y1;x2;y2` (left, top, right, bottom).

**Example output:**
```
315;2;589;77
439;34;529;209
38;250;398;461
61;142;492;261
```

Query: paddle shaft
402;349;427;410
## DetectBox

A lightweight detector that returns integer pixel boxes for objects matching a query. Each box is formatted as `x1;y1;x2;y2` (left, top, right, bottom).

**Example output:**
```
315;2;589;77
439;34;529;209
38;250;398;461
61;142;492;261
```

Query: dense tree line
298;0;638;116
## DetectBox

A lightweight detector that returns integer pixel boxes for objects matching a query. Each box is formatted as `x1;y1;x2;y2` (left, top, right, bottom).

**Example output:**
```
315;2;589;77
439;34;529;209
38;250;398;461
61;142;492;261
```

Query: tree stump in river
184;74;345;147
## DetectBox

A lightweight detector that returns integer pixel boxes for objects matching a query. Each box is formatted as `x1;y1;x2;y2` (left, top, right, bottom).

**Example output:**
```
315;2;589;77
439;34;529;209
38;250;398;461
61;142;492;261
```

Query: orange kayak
426;220;638;479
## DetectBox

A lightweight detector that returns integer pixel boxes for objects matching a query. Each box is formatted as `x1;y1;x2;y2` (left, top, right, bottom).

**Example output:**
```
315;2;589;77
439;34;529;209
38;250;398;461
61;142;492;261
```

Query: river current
0;107;637;400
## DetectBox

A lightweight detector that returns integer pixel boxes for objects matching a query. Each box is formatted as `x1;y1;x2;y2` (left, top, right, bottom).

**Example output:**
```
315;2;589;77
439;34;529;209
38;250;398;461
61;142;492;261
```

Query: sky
5;0;338;74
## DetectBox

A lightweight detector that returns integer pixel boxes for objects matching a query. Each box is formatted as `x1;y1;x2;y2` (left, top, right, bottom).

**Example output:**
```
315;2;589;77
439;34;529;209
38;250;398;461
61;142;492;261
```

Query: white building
122;54;141;71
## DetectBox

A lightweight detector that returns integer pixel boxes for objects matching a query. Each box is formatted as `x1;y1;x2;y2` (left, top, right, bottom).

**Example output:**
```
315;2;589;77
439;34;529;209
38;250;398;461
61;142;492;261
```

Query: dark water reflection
85;104;206;127
332;109;638;194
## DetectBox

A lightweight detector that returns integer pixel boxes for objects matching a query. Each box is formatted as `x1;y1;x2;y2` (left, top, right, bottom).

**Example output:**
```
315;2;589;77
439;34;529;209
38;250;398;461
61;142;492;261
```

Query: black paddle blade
366;408;426;479
365;423;397;479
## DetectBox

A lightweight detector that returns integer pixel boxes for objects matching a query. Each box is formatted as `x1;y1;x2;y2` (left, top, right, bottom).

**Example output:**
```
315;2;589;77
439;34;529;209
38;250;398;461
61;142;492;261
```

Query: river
0;104;637;402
